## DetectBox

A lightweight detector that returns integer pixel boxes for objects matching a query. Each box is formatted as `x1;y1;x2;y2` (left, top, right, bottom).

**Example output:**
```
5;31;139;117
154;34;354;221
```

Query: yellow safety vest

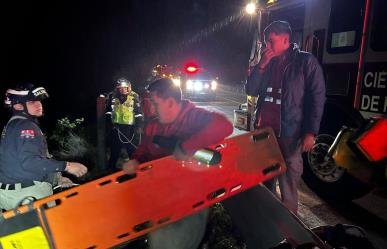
111;93;137;125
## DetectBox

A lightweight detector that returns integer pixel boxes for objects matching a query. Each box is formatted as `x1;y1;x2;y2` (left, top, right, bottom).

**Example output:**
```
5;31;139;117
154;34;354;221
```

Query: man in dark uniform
0;83;88;210
107;78;141;172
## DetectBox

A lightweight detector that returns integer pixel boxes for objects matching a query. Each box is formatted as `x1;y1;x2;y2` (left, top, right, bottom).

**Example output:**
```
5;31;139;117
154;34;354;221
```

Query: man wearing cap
107;78;141;172
0;83;88;211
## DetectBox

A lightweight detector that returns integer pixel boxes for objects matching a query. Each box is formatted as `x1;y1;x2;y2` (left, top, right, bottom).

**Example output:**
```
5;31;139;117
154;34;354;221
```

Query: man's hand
123;159;139;174
65;162;88;177
257;47;276;70
58;176;74;188
173;145;190;161
300;133;316;152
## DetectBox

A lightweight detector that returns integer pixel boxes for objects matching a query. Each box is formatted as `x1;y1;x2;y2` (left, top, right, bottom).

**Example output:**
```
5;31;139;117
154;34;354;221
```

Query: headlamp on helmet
116;78;131;89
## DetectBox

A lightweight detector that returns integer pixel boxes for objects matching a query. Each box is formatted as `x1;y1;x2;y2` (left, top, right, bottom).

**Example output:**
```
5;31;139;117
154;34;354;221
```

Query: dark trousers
108;124;136;171
264;136;303;214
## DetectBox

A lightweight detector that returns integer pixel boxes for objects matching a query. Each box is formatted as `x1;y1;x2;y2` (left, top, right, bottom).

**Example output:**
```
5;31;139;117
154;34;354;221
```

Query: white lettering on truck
361;71;387;113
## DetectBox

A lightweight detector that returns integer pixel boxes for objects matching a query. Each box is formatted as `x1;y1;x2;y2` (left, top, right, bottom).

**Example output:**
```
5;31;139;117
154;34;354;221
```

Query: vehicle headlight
172;78;181;87
204;83;210;89
186;80;193;90
194;81;203;91
211;80;217;90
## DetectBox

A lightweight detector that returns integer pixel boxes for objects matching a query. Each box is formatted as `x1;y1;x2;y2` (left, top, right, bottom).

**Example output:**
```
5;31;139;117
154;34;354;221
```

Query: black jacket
245;44;326;138
0;112;65;184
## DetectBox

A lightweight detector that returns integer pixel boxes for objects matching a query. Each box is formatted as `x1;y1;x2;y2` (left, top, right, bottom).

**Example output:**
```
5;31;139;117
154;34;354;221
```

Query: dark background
0;0;256;129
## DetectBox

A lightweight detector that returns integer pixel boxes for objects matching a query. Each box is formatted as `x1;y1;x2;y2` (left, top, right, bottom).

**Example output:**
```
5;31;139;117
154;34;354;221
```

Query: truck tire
302;134;371;201
301;100;370;201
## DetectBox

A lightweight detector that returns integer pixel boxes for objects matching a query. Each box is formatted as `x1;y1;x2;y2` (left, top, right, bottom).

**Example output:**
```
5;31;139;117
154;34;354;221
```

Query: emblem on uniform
20;129;35;138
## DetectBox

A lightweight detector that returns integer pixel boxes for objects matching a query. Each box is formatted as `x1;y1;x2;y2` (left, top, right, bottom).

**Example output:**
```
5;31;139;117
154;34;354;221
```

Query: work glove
173;144;190;161
44;172;62;186
65;162;88;177
123;159;139;175
58;176;74;188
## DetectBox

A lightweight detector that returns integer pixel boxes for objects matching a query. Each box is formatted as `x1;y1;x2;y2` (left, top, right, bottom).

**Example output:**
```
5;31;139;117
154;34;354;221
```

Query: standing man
123;78;233;249
0;83;87;211
107;78;141;172
245;21;326;214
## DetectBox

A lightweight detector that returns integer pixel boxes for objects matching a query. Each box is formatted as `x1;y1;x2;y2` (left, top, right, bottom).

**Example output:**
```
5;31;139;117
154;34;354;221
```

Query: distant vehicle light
211;80;217;90
184;62;199;74
172;78;181;87
194;81;203;91
186;66;198;73
186;80;194;90
204;83;210;89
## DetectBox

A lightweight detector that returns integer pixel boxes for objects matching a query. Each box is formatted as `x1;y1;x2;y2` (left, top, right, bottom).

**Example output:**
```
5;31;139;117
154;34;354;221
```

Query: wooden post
96;95;106;171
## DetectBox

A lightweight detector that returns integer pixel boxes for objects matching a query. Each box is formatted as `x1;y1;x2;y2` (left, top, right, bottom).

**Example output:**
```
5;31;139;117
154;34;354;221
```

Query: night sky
1;0;256;128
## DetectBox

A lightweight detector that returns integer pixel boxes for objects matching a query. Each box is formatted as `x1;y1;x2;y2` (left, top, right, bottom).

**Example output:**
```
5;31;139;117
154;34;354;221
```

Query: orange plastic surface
3;128;286;249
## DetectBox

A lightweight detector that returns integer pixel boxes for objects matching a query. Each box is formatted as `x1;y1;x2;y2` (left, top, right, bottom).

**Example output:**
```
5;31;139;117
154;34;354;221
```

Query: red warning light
186;66;198;73
184;63;199;74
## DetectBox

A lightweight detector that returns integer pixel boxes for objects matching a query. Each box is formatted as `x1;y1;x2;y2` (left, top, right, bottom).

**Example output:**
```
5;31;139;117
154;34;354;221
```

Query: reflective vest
111;93;136;125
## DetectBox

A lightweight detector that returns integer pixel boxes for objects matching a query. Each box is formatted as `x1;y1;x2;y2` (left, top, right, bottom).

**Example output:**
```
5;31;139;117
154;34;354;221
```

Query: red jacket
132;100;233;163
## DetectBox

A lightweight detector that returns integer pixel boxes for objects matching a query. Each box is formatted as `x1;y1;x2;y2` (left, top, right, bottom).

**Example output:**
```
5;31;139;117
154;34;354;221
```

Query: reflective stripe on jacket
245;44;326;138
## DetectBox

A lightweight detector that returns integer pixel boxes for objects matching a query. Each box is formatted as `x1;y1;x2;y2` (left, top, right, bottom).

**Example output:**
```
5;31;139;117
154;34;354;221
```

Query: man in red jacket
124;78;233;166
123;77;233;249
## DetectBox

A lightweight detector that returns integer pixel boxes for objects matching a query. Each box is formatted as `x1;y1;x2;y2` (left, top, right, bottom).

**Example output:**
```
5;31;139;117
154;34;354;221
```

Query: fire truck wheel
302;133;371;201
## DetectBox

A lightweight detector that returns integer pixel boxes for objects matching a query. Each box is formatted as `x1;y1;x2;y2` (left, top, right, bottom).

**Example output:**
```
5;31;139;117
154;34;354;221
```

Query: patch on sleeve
20;129;35;139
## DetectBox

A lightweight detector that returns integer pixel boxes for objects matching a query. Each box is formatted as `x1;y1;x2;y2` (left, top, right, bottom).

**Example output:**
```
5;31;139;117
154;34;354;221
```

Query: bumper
184;90;216;99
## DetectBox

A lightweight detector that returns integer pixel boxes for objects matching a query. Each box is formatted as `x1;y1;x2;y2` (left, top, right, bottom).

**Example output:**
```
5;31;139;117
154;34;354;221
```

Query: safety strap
114;126;138;148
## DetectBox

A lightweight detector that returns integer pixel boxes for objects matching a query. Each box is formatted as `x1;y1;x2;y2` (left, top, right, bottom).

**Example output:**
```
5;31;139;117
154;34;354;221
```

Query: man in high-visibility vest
107;78;141;172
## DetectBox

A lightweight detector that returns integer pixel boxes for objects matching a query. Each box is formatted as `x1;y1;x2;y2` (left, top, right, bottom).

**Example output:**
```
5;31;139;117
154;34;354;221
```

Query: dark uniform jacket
0;112;65;185
245;43;326;139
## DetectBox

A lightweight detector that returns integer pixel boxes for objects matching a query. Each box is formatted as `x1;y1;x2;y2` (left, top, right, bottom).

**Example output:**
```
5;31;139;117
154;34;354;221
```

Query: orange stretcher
0;128;286;249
